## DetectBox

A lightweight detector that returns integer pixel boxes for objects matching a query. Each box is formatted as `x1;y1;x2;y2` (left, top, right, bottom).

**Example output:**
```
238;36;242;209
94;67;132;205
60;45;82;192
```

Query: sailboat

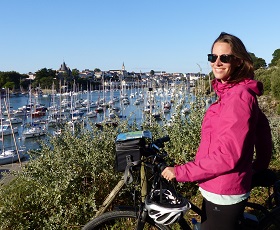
0;148;25;165
22;85;47;139
0;124;18;135
0;97;25;165
85;83;97;118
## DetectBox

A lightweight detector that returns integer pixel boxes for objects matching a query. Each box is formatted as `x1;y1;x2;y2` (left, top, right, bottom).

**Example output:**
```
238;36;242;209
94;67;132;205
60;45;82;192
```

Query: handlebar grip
154;136;170;148
159;136;170;143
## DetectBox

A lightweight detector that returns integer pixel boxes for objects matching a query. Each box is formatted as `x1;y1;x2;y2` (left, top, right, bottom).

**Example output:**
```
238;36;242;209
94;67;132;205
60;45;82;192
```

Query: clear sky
1;0;279;75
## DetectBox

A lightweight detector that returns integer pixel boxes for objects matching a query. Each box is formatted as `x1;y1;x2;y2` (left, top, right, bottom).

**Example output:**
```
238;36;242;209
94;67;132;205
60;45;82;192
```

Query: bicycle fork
135;205;154;230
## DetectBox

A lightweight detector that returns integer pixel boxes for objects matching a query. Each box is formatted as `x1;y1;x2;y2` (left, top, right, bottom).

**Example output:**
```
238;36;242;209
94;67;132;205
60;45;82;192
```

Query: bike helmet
145;189;191;225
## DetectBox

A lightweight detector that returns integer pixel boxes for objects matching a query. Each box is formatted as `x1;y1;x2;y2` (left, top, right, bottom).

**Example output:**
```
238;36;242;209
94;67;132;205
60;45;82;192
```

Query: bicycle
82;133;280;230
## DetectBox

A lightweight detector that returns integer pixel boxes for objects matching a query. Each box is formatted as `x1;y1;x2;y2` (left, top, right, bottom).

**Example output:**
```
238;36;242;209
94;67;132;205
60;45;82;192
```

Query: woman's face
210;42;239;83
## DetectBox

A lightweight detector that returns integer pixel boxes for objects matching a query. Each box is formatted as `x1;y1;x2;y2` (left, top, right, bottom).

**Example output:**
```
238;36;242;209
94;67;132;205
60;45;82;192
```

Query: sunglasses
207;54;235;63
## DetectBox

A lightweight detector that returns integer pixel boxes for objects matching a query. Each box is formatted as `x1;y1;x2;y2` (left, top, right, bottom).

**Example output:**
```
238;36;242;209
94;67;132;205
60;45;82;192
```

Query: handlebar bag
115;130;152;172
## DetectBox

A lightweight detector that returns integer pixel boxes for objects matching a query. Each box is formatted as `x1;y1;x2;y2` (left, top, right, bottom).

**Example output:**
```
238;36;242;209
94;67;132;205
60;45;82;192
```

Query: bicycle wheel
259;207;280;230
82;210;170;230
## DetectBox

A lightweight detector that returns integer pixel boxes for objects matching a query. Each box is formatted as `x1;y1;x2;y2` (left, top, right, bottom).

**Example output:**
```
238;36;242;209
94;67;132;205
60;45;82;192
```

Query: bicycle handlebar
145;136;171;174
123;135;170;184
152;136;170;149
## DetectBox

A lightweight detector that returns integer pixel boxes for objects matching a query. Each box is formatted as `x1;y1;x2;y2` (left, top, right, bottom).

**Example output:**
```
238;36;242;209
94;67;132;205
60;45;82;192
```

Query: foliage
254;58;280;112
0;124;121;229
270;118;280;158
3;81;15;90
20;75;31;90
72;68;80;78
271;66;280;100
254;68;273;95
163;97;205;164
249;52;267;70
277;103;280;115
33;68;57;88
269;48;280;67
0;71;26;90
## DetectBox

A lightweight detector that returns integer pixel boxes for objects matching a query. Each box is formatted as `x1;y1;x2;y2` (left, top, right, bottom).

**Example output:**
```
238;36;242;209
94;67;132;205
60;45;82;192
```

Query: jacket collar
212;79;234;97
211;78;263;98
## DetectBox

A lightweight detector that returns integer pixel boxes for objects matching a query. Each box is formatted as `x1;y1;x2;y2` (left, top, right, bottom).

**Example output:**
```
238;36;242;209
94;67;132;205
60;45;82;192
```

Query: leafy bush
270;118;280;159
277;103;280;115
0;124;121;229
255;68;273;95
271;67;280;100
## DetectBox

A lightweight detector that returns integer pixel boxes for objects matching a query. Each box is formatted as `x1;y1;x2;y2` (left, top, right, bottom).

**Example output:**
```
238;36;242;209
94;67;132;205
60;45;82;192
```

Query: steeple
60;61;67;71
122;62;125;71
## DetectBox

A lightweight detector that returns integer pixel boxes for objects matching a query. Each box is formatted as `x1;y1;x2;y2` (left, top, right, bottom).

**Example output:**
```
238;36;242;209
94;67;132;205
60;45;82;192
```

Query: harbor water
1;86;206;158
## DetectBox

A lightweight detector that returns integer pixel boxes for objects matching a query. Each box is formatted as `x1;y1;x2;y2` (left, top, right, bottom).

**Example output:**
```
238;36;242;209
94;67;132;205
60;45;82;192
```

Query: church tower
122;62;125;71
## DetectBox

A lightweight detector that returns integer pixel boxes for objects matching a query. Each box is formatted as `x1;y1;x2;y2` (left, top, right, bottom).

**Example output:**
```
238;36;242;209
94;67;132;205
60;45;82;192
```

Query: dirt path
0;161;27;186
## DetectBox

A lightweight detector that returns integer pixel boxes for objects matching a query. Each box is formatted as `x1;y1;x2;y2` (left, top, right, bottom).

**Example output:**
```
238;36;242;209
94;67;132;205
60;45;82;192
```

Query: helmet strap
160;180;163;203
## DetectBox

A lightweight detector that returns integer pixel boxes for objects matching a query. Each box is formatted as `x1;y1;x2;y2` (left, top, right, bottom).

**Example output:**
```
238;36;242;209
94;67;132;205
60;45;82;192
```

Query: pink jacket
175;78;272;195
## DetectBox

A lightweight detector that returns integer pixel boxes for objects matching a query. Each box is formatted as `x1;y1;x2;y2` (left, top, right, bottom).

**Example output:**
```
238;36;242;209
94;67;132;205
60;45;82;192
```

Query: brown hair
211;32;254;82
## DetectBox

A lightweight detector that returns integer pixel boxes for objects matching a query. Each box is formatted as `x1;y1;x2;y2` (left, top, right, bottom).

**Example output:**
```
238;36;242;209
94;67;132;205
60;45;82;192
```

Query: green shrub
277;103;280;115
271;67;280;100
0;124;121;229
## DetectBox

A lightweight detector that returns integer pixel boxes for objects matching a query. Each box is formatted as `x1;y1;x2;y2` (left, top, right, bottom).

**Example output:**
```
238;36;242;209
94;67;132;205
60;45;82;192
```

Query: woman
162;32;272;230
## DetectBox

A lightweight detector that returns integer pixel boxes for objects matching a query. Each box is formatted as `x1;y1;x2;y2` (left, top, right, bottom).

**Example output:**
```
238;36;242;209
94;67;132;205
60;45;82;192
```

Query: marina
0;84;212;163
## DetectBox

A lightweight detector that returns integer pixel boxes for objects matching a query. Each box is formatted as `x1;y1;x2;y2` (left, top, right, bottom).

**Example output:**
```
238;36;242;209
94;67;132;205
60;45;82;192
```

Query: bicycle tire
82;210;170;230
259;206;280;230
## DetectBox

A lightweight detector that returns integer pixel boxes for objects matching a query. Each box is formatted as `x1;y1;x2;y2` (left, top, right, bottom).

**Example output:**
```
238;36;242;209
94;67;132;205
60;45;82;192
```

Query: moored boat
5;117;22;124
95;118;118;128
85;110;97;118
31;111;46;118
22;124;47;138
0;124;18;136
0;149;26;165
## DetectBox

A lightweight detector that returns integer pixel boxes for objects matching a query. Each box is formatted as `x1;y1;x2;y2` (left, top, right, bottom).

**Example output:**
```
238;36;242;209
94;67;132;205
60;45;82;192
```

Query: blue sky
1;0;279;74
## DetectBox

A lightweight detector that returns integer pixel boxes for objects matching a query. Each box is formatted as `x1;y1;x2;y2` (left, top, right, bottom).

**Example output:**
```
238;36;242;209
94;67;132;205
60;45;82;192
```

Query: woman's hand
161;167;176;181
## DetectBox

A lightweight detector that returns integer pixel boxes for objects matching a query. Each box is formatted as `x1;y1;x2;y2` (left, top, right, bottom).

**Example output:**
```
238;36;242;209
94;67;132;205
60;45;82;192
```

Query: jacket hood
212;78;263;97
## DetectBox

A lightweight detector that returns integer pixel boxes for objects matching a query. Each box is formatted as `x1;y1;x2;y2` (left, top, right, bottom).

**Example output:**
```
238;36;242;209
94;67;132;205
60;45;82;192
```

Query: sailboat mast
0;97;4;154
4;98;22;166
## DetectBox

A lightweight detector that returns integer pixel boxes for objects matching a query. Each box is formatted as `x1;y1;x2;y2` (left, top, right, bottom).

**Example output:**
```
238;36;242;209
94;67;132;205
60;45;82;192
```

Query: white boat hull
0;150;25;165
22;127;47;139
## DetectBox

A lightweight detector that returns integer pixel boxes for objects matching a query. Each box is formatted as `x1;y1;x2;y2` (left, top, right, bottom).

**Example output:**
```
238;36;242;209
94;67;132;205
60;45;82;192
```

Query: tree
249;52;266;70
33;68;56;88
94;68;101;73
0;72;8;88
72;68;80;79
269;49;280;67
0;71;24;90
150;70;155;76
38;77;54;89
20;78;31;91
3;81;15;90
271;63;280;100
255;68;273;95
